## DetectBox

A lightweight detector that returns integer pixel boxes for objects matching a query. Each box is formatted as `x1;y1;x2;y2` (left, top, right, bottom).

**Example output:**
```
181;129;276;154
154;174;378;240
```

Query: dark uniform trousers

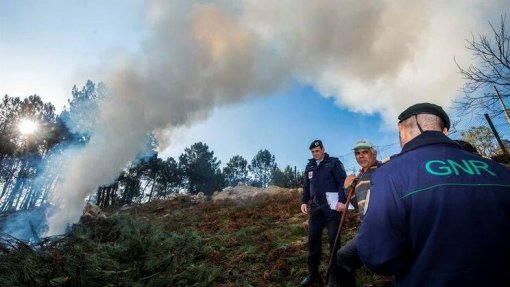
336;234;363;287
308;202;341;273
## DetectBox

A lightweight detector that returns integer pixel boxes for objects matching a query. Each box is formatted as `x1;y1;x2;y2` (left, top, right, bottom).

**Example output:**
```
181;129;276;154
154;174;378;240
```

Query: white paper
326;192;355;210
326;192;337;210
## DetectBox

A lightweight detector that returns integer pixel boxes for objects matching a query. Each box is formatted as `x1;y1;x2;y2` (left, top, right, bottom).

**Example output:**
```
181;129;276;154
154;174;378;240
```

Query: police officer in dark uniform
301;140;347;287
357;103;510;286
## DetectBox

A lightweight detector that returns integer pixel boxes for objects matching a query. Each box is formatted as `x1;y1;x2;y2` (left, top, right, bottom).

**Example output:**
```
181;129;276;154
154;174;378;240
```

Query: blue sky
0;0;147;108
1;0;506;176
162;84;401;172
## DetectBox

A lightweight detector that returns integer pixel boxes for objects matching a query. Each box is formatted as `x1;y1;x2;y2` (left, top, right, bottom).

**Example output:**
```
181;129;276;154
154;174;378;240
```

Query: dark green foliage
0;94;58;157
223;155;248;187
60;80;106;144
282;165;303;188
269;167;286;187
249;149;277;188
0;214;222;287
270;165;303;188
0;191;390;286
0;94;63;211
179;142;225;195
155;157;182;197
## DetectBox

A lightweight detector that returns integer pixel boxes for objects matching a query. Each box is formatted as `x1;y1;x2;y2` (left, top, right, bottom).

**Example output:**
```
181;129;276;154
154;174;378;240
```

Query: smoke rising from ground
46;0;507;234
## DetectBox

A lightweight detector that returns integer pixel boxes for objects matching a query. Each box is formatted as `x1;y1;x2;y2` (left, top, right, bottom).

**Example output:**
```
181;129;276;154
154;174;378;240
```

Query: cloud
239;0;507;122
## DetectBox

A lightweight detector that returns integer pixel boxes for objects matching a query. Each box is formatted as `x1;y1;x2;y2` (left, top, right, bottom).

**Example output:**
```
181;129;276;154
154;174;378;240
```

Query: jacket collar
360;161;380;174
309;152;330;164
400;131;460;155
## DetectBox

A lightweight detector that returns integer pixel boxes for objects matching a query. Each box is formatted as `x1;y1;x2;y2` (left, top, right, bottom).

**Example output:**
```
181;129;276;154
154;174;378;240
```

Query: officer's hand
301;204;308;215
344;174;357;189
336;202;346;212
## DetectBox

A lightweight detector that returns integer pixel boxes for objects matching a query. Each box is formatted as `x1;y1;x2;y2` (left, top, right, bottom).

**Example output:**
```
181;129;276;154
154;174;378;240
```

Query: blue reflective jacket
357;131;510;286
302;153;347;207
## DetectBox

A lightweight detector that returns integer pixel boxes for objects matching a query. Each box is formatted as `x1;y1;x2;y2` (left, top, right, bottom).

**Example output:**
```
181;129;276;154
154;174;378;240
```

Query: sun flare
18;119;38;135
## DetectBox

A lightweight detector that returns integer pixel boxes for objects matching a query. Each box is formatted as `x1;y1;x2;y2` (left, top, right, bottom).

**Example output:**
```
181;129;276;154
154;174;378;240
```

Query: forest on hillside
2;77;509;223
0;81;303;216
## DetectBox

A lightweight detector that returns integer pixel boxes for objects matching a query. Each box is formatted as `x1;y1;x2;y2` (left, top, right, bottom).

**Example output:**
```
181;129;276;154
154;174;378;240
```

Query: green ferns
0;191;390;286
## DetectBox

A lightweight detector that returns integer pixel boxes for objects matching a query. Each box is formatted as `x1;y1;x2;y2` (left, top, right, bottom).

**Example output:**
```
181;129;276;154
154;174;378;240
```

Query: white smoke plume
46;0;507;234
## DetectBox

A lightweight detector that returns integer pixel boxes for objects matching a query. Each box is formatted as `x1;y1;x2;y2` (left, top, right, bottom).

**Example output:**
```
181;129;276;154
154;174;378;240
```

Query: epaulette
381;153;398;165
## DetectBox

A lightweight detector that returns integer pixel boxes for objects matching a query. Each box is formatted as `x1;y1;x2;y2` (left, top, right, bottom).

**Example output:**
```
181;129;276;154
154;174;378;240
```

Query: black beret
309;139;323;150
398;103;450;130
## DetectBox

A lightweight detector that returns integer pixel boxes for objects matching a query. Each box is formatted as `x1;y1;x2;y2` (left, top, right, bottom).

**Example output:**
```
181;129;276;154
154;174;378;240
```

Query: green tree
223;155;248;187
117;166;142;205
461;126;498;157
0;81;110;211
0;94;58;156
270;166;286;187
283;165;302;188
60;80;106;143
0;94;60;211
270;165;303;188
156;157;182;197
138;153;164;202
249;149;277;188
179;142;224;196
0;95;21;156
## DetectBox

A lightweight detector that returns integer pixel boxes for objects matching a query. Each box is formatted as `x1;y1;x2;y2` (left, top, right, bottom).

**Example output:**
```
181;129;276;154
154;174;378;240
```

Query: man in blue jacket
301;139;347;287
357;103;510;286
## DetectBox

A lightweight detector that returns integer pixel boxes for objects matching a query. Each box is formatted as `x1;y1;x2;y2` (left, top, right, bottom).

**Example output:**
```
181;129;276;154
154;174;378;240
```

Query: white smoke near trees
46;0;507;234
